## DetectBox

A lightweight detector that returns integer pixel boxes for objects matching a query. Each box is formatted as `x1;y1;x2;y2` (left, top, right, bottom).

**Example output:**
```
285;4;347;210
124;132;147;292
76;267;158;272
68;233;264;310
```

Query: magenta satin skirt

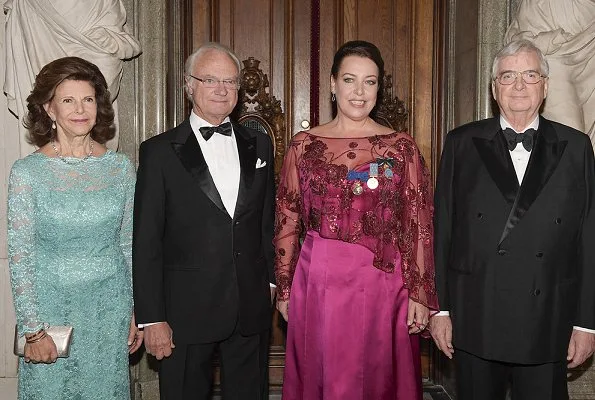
282;231;422;400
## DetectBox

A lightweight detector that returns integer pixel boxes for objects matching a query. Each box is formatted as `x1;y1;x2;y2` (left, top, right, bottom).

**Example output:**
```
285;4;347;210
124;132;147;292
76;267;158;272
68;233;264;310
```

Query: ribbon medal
377;157;394;178
367;163;379;190
347;170;368;195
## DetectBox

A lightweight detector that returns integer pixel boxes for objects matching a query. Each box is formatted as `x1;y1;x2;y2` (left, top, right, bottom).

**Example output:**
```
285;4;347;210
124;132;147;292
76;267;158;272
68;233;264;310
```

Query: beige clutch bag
14;325;74;358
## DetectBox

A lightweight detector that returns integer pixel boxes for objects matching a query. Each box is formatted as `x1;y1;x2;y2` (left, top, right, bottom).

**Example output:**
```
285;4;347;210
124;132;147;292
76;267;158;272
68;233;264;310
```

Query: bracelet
24;329;44;340
25;330;48;344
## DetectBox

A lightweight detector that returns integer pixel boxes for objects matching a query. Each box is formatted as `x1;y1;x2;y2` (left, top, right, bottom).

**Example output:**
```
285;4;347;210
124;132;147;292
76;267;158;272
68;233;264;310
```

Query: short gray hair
491;39;549;80
184;42;242;77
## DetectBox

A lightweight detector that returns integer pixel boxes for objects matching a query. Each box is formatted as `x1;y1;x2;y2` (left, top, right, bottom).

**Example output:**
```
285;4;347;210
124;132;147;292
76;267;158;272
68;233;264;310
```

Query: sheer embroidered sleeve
274;138;303;301
118;155;136;292
395;136;439;311
7;160;44;335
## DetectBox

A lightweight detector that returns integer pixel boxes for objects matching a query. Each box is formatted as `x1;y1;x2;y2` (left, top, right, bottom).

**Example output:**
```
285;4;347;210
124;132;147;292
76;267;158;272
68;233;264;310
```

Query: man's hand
407;299;430;334
277;300;289;322
144;322;175;360
128;314;144;354
270;287;276;306
567;329;595;368
429;315;454;359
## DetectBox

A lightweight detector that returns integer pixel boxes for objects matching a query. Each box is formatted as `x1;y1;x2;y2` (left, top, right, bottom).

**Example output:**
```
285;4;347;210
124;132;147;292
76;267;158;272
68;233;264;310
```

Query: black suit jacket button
533;289;541;296
234;251;241;258
477;212;483;219
535;252;543;258
498;249;507;256
555;217;562;224
234;220;240;225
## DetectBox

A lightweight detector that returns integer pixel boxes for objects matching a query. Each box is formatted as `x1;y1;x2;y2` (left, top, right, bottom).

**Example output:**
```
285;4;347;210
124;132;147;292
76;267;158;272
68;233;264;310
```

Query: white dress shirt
190;112;240;218
436;116;594;334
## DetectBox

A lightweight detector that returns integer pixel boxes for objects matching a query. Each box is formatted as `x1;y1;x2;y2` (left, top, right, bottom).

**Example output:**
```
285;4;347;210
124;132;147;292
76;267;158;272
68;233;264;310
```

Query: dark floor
423;384;453;399
216;385;453;399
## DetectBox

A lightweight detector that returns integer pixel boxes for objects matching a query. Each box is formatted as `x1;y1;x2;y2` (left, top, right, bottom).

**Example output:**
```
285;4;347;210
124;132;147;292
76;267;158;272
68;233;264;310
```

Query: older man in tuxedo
431;39;595;400
132;42;275;399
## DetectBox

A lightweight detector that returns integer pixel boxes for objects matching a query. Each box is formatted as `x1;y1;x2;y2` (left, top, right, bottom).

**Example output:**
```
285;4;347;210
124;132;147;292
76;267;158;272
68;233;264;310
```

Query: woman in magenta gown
274;41;439;400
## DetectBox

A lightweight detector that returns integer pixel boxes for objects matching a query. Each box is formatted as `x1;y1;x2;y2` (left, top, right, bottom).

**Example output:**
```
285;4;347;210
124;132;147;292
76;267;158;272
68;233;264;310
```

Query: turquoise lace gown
7;150;135;400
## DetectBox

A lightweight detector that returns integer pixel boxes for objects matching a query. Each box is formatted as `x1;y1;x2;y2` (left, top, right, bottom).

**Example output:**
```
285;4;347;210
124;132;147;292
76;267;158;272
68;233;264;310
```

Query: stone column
119;0;167;398
0;15;20;390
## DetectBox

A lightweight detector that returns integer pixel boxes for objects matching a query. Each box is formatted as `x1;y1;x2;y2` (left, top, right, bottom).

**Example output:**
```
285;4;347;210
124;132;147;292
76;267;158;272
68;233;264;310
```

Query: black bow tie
199;122;232;141
502;128;536;151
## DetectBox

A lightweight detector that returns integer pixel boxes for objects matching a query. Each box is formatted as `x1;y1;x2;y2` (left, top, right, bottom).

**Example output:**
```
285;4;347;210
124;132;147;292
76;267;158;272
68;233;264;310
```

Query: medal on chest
367;163;379;190
352;181;364;195
346;170;368;195
377;157;395;179
346;158;395;195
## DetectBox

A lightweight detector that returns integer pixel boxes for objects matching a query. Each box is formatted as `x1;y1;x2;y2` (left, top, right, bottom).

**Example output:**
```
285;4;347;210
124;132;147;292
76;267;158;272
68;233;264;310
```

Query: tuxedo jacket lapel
472;119;519;206
499;117;568;244
233;123;257;218
171;120;227;214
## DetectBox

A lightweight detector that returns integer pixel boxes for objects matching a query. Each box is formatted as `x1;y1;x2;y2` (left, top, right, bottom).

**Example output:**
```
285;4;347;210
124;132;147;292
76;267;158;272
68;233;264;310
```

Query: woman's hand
24;334;58;364
277;300;289;322
407;299;429;334
128;314;144;354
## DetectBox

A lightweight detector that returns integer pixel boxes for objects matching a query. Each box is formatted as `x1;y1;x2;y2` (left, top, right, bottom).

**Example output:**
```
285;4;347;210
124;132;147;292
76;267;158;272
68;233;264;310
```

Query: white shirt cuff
434;311;450;316
573;326;595;334
137;322;162;328
269;283;276;288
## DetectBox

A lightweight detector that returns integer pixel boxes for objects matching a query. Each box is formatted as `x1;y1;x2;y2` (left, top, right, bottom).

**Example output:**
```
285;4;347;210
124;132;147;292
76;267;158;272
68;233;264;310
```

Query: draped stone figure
3;0;141;154
505;0;595;146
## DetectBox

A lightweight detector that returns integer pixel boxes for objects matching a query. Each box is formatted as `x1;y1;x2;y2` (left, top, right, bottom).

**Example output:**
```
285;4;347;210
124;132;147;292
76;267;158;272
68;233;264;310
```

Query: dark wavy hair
331;40;385;101
24;57;115;146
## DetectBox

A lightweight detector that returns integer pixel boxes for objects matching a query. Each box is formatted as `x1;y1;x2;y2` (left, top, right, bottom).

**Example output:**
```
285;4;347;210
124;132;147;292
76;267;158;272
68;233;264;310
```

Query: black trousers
159;328;270;400
455;349;568;400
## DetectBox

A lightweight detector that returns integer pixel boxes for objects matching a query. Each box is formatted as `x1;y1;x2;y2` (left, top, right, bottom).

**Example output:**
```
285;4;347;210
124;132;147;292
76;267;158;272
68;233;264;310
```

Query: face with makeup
43;79;97;139
330;55;380;123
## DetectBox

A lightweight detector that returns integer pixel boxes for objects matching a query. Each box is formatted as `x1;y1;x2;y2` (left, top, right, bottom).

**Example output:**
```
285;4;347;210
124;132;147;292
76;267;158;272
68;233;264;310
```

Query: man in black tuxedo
132;42;275;399
431;39;595;400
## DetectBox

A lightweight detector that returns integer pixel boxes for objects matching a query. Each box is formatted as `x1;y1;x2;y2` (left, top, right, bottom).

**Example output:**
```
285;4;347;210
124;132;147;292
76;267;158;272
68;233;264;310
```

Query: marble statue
3;0;141;153
505;0;595;145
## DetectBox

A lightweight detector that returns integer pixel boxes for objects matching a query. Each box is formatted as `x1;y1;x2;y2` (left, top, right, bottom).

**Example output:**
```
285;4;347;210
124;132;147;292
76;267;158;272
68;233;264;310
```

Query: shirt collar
499;115;539;133
189;111;233;142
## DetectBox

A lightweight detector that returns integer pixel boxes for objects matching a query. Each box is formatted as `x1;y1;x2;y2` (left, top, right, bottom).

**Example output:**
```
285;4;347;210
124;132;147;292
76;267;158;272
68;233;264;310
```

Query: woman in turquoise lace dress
7;57;143;399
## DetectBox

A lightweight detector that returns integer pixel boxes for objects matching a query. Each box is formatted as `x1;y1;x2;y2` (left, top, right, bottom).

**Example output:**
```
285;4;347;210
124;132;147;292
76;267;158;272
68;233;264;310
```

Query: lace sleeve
274;142;303;300
7;161;44;335
119;156;136;292
396;137;439;311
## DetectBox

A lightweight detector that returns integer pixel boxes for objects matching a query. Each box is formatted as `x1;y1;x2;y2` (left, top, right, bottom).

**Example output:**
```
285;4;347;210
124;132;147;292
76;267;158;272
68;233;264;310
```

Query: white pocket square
256;158;267;168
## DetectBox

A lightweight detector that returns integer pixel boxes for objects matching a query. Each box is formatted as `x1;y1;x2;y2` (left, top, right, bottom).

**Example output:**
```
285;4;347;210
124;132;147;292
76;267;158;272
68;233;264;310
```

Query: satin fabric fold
282;231;422;400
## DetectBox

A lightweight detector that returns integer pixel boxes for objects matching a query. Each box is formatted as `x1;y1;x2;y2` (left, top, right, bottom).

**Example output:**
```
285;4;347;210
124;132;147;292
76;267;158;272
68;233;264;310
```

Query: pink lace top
274;131;438;310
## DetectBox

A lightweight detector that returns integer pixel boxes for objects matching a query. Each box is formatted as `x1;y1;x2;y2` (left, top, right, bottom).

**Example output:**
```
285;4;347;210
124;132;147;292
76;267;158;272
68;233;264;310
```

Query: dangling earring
51;120;56;130
331;93;336;102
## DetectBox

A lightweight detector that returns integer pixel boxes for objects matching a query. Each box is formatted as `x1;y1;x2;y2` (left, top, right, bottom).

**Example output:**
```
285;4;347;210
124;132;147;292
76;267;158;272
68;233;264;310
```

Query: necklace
51;139;94;164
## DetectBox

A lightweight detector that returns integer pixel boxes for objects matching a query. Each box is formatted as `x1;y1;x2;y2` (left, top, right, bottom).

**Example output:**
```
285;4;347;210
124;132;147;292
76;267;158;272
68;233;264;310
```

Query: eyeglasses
188;74;240;90
494;70;546;85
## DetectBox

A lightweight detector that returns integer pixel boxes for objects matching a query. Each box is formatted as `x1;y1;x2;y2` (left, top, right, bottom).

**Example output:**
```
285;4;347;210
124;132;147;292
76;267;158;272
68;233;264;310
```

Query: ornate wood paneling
303;0;441;185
